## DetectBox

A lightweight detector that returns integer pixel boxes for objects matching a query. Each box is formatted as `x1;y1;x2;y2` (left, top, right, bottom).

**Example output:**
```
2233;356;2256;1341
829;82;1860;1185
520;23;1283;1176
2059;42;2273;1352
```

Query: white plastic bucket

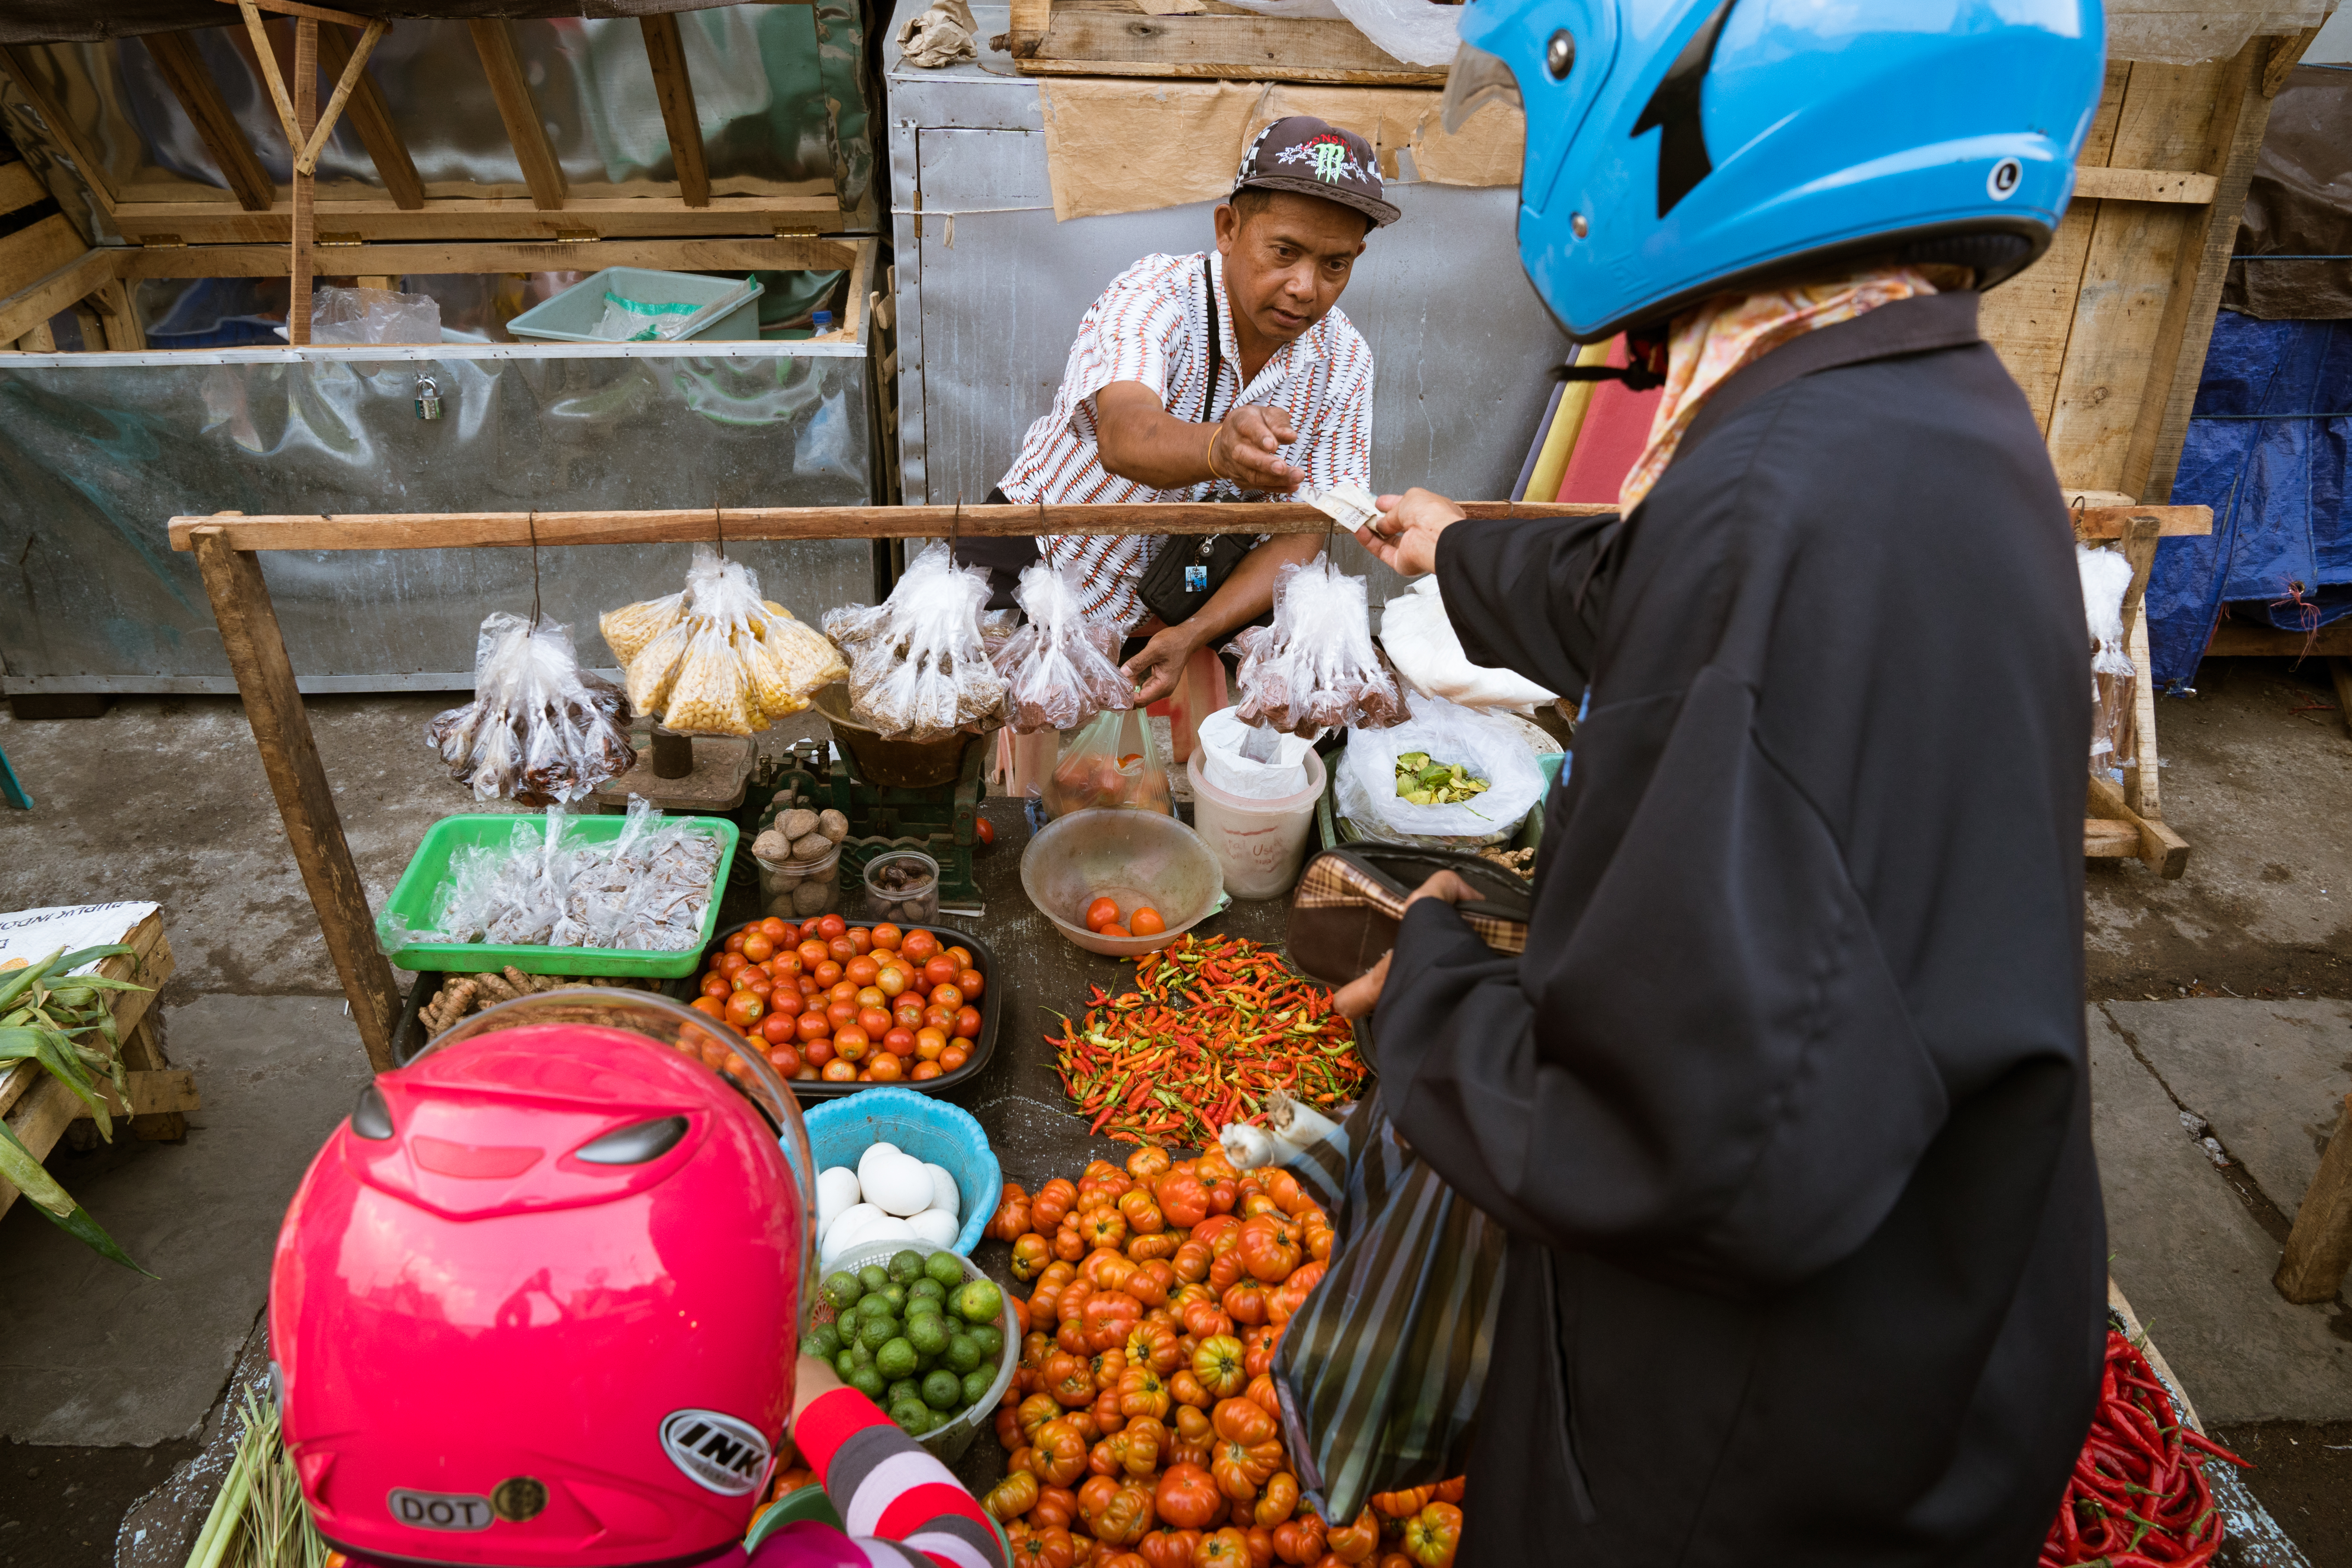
1185;747;1326;900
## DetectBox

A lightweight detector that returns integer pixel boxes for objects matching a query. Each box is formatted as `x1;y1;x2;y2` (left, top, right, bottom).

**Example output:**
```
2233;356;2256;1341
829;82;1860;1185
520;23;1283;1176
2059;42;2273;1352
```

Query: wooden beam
72;1070;202;1123
1021;9;1437;81
88;278;146;351
0;1076;83;1221
0;161;49;218
0;46;121;215
639;15;710;209
104;194;841;247
0;247;121;344
0;213;89;294
295;20;386;177
2275;1092;2352;1303
2087;772;2189;878
187;525;399;1070
315;19;422;210
2125;38;2278;504
210;0;369;28
2071;166;2218;204
124;234;863;281
236;1;304;150
116;1017;185;1141
2083;817;2141;857
288;16;318;346
143;29;275;212
2262;24;2321;97
2203;619;2352;658
469;20;568;211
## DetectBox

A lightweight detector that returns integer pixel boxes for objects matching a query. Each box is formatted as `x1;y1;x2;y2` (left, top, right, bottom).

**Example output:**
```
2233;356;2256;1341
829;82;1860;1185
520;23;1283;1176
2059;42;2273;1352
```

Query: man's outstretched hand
1352;488;1466;578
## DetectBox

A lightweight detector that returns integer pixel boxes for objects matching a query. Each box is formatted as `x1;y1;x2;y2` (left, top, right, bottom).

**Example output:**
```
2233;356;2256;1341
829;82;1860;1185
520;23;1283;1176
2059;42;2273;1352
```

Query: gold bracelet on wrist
1205;425;1225;483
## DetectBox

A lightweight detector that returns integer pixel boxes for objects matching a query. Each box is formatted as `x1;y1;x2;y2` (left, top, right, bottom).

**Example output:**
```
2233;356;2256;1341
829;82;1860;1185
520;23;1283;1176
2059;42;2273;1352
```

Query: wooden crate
0;910;201;1223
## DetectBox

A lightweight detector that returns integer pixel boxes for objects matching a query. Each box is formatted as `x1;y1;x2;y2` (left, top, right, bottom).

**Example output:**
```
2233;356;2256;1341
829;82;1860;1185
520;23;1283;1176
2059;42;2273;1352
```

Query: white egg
921;1162;960;1220
823;1202;882;1254
859;1215;918;1248
864;1153;934;1218
816;1167;861;1233
906;1209;960;1249
856;1142;905;1186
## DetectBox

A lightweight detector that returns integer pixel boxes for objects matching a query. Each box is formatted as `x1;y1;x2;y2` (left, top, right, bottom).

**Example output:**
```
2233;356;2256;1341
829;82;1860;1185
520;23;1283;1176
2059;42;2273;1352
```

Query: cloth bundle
823;542;1010;743
991;557;1134;733
424;613;636;806
400;800;724;954
1227;554;1407;735
601;547;848;737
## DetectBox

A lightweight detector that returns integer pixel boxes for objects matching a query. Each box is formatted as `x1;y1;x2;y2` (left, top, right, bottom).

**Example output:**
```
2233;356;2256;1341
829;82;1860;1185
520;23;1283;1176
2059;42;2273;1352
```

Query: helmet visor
1441;41;1522;134
416;989;819;1317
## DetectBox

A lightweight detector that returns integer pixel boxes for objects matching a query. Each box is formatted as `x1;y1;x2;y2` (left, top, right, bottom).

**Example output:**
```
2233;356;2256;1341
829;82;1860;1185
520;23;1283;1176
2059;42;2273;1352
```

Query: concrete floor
0;662;2347;1565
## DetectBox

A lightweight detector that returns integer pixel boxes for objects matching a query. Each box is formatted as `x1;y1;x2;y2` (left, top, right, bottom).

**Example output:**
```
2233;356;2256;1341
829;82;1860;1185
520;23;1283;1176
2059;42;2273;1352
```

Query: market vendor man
960;114;1395;706
1330;2;2110;1565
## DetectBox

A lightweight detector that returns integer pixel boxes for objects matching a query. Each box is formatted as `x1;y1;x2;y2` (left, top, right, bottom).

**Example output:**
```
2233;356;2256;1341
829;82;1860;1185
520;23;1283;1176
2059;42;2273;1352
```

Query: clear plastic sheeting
412;798;724;953
307;286;443;346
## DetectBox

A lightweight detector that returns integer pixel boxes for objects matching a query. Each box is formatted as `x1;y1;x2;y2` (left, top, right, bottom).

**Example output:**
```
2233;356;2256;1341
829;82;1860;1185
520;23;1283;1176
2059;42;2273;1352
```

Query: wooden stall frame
0;911;203;1221
165;499;2207;1069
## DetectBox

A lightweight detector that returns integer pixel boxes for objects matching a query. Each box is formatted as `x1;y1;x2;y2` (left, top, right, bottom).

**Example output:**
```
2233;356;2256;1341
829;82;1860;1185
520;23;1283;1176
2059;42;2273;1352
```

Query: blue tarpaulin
2147;310;2352;690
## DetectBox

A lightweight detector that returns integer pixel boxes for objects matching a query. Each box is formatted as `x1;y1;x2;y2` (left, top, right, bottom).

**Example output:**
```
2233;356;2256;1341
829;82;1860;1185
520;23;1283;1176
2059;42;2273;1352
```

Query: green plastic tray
378;813;740;978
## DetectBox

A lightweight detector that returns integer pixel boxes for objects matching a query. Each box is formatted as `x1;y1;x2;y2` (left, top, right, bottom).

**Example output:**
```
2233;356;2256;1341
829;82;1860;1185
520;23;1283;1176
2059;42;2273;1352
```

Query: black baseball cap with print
1232;115;1401;229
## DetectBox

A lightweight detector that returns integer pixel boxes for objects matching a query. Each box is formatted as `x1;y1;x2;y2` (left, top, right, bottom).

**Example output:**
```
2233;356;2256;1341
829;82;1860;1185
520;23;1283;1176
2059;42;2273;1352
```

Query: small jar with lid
863;850;940;926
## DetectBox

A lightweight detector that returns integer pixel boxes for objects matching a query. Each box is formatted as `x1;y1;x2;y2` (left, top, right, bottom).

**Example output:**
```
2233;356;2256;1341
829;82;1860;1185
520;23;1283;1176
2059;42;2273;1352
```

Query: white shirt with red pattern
996;249;1374;630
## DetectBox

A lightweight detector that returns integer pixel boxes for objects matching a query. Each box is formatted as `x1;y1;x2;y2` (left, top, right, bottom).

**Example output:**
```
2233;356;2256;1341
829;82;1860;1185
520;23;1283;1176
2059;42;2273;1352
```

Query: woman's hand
790;1352;846;1429
1121;622;1199;708
1352;488;1466;578
1326;871;1477;1019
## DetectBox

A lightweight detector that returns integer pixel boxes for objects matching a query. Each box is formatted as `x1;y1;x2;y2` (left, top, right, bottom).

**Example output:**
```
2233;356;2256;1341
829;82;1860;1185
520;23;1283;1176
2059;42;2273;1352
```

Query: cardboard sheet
1038;80;1521;222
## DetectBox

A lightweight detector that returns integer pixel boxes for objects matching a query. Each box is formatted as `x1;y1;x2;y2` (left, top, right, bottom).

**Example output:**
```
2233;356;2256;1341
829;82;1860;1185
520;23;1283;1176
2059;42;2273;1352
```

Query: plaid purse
1286;846;1532;988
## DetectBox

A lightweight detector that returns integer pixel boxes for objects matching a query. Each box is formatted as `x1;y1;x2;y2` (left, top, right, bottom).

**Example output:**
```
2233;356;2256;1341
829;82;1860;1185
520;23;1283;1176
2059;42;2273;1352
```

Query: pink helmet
270;991;817;1567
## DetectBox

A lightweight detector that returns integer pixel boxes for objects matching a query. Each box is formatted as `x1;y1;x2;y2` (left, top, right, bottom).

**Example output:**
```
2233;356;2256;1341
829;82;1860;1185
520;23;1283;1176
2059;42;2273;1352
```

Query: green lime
907;1314;950;1357
952;1279;1002;1324
833;1348;858;1380
857;1292;895;1321
922;1369;964;1411
906;1297;944;1321
802;1323;842;1360
857;1314;899;1352
894;1404;936;1437
848;1367;887;1400
944;1333;981;1374
822;1272;864;1311
888;1249;927;1286
857;1263;890;1294
961;1367;994;1407
879;1283;909;1313
887;1377;923;1410
968;1324;1004;1362
924;1251;966;1292
875;1337;918;1381
909;1278;947;1306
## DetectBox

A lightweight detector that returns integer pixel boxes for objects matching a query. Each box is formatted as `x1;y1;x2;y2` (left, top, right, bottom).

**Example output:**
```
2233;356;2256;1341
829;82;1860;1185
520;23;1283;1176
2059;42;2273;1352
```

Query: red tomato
828;936;858;964
741;932;775;963
700;974;731;999
821;1059;856;1081
1086;898;1122;932
815;914;847;940
767;989;802;1018
795;1011;830;1044
924;1005;957;1032
954;1005;983;1040
911;1060;942;1080
930;983;965;1011
830;980;861;1004
799;975;822;997
826;999;859;1030
855;986;887;1009
915;1027;948;1060
1100;923;1131;939
804;1036;835;1066
858;1006;894;1037
944;945;974;970
796;940;830;969
769;951;803;979
758;916;791;941
923;955;960;989
875;965;909;999
895;998;927;1029
940;1045;970;1072
724;992;765;1030
717;953;748;980
1130;908;1166;938
691;995;728;1022
884;1027;919;1058
871;922;904;951
975;816;996;847
867;1053;903;1082
845;955;879;986
759;1013;797;1046
847;927;873;956
742;973;774;998
833;1026;870;1062
901;930;941;964
957;967;985;998
814;961;843;988
724;931;748;955
766;1045;802;1076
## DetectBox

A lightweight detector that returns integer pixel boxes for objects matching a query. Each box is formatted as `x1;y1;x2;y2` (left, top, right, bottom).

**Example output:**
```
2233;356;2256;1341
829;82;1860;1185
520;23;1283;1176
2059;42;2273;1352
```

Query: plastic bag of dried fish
409;801;722;954
992;557;1133;733
821;541;1008;743
1225;553;1405;735
423;614;637;805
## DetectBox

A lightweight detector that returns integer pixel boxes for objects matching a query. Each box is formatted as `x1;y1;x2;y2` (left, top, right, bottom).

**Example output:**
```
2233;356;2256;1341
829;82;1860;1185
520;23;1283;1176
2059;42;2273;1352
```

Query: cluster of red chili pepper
2041;1329;2249;1567
1048;935;1370;1145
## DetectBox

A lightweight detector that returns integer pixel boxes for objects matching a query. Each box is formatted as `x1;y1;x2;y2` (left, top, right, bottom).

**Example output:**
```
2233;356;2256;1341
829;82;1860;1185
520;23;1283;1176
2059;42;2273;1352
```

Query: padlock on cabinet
413;374;443;420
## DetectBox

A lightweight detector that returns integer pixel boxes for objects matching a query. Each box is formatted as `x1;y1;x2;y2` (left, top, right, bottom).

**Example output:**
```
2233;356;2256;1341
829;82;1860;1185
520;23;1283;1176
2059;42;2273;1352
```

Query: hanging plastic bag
994;556;1135;733
1224;1089;1507;1526
423;613;636;805
1226;553;1407;736
1329;0;1460;67
2079;544;2137;777
1379;575;1558;715
1334;691;1546;847
1043;706;1173;817
307;284;442;345
822;541;1009;742
601;547;845;735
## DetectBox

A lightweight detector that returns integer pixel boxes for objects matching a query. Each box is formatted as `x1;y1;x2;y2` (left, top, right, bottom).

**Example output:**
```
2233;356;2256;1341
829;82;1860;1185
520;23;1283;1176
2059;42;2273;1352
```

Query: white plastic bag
1330;0;1460;67
1379;575;1558;715
308;285;442;344
2079;544;2137;774
993;557;1135;733
1335;692;1546;847
823;542;1009;742
424;614;636;805
1197;706;1314;798
1226;554;1406;735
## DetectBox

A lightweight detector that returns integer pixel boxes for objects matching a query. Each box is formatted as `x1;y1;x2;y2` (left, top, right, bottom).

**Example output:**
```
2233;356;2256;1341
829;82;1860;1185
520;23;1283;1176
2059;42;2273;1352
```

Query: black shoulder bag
1135;256;1259;627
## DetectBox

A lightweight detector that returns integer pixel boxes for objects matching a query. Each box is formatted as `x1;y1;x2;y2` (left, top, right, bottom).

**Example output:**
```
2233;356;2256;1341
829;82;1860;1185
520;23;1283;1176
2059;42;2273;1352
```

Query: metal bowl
1019;808;1227;956
811;683;993;789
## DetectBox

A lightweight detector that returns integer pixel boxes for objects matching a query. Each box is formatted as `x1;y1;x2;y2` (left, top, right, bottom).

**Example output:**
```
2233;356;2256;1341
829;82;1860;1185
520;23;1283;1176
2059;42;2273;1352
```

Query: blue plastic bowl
803;1088;1000;1256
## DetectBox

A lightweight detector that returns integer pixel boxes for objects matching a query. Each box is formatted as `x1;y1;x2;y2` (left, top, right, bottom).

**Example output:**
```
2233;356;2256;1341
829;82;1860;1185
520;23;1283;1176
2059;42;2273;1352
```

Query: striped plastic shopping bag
1224;1090;1508;1525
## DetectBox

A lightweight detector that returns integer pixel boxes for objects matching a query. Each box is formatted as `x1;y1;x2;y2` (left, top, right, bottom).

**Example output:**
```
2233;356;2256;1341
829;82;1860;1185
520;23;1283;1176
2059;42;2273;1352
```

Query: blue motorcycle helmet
1443;0;2107;343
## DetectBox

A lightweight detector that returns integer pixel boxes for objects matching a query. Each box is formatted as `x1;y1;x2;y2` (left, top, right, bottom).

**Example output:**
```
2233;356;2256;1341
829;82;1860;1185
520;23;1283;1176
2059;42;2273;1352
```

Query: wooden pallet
2073;495;2204;878
0;911;201;1223
1007;0;1446;85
